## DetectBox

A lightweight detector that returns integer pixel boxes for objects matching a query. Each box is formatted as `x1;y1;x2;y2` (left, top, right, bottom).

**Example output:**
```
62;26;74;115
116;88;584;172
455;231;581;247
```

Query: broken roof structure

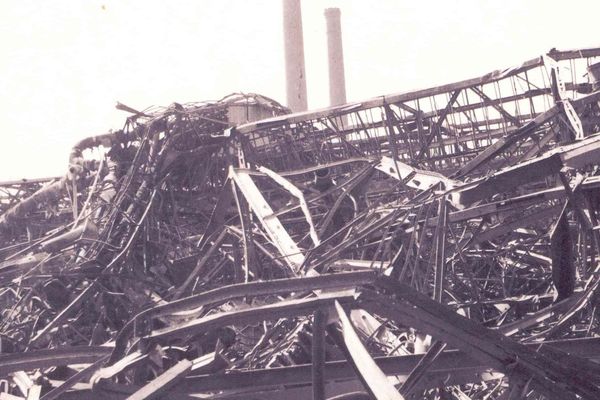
2;48;600;399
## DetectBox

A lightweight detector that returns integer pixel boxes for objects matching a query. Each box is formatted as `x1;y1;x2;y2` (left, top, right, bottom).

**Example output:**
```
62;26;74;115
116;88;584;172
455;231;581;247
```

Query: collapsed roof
2;48;600;399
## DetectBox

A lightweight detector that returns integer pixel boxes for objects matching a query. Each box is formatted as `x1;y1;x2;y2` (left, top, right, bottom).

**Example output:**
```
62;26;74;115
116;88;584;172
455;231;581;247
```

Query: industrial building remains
3;6;600;400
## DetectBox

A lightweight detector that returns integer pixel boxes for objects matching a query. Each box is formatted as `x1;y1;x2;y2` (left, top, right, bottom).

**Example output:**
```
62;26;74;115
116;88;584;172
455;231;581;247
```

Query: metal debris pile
2;49;600;400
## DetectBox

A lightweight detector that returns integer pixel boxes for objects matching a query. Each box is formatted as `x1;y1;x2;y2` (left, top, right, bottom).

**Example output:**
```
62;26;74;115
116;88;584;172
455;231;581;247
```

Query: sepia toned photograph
1;1;600;398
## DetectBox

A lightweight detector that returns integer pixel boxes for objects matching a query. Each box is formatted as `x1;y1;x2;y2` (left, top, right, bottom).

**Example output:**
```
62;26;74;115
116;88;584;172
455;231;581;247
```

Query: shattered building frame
1;48;600;399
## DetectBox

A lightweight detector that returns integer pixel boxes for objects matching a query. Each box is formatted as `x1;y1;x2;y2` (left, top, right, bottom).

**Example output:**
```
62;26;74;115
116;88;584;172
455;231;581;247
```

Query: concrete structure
589;62;600;91
223;93;289;126
282;0;308;112
324;8;347;107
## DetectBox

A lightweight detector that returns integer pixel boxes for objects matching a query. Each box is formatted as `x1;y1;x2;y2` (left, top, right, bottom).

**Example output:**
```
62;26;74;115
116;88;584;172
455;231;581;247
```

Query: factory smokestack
283;0;308;112
324;8;347;107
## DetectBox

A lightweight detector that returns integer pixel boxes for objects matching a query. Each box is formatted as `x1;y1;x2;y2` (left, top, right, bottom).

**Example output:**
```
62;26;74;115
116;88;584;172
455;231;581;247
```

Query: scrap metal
2;49;600;399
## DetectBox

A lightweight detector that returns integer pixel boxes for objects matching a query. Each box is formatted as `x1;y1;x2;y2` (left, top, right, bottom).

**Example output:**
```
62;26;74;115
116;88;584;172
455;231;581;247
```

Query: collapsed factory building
2;3;600;400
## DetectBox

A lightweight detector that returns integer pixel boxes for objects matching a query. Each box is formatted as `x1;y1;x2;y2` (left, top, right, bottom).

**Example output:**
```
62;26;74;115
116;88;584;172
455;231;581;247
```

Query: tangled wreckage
2;48;600;399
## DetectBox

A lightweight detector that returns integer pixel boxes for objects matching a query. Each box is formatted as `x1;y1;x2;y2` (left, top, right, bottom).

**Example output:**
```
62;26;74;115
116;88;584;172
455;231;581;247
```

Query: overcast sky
1;0;599;180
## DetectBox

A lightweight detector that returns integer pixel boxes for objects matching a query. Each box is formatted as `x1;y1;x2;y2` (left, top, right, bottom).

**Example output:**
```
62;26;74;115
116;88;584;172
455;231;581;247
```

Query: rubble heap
2;49;600;399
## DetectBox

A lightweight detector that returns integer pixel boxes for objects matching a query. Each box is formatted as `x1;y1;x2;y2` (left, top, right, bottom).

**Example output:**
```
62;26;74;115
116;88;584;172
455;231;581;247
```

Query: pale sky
1;0;599;180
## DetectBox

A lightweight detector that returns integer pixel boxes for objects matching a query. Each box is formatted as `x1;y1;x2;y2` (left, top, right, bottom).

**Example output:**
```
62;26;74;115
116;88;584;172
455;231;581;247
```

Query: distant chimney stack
324;8;347;107
283;0;308;112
